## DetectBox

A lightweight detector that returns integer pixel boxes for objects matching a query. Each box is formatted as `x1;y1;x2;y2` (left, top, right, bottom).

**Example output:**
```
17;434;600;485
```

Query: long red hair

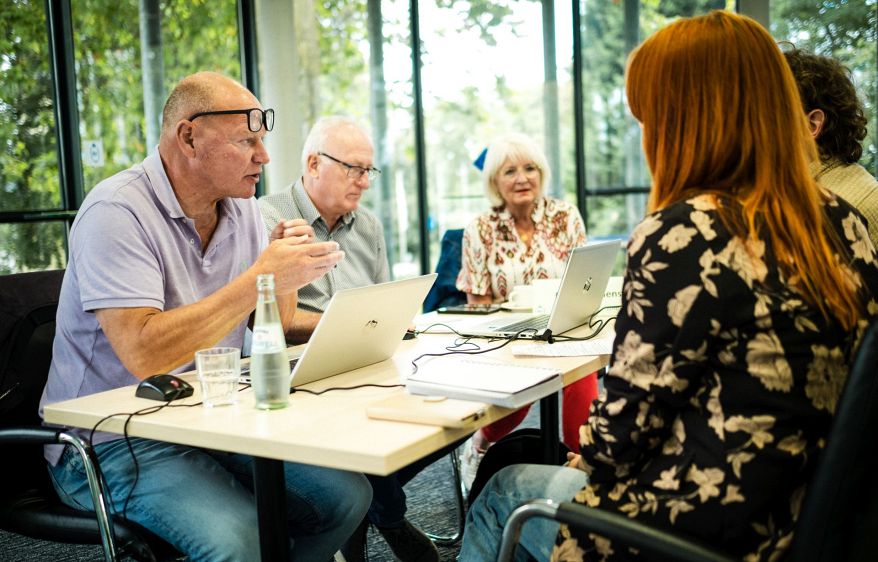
626;10;862;330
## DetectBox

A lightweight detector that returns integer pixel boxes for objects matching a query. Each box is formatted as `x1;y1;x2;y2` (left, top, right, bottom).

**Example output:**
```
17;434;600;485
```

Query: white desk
44;322;609;561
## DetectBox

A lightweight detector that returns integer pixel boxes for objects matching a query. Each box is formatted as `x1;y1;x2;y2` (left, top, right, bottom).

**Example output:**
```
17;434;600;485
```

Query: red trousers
479;372;599;452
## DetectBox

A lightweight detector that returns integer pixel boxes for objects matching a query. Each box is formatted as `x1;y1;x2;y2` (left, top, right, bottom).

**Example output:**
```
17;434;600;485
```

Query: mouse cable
548;316;617;342
415;323;522;342
414;322;470;338
86;387;203;521
409;327;537;374
446;338;481;352
292;383;404;396
416;323;537;345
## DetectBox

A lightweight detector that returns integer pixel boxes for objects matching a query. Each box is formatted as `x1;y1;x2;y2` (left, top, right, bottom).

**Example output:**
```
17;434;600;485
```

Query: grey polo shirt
40;150;267;464
258;179;390;312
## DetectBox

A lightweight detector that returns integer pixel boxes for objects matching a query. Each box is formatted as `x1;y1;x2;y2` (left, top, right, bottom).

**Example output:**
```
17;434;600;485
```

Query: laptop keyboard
496;315;550;334
239;357;299;383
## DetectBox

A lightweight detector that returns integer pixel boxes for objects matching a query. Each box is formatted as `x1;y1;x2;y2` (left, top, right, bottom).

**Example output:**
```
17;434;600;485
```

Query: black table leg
253;457;289;562
539;391;560;463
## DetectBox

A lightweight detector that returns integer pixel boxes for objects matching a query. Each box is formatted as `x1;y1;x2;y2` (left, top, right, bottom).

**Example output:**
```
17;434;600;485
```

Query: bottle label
251;324;285;354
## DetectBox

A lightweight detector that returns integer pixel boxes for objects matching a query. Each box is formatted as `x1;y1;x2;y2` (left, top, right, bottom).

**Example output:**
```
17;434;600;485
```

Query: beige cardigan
813;159;878;250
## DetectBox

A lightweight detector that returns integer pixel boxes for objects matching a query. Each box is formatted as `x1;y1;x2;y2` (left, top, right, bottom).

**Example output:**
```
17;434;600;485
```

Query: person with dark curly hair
784;47;878;248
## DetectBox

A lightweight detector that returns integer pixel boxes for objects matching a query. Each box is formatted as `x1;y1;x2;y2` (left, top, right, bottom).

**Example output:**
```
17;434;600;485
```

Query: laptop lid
457;240;620;339
289;273;438;387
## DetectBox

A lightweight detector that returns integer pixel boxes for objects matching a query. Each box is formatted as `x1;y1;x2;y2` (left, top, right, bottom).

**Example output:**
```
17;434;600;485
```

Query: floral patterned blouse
456;196;586;302
553;194;878;561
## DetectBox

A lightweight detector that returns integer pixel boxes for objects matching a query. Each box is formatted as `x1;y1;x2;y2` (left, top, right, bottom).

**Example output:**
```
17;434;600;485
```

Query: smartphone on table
436;303;501;315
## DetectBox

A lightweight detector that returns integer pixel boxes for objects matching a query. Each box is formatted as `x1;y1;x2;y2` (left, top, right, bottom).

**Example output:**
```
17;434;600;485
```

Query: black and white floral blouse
554;194;878;561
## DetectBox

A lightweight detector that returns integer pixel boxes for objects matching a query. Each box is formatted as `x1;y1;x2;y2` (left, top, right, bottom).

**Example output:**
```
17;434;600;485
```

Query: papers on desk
405;356;562;409
513;338;615;358
413;313;482;334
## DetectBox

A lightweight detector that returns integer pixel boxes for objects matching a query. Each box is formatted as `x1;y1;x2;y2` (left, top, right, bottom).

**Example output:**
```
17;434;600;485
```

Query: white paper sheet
409;356;559;393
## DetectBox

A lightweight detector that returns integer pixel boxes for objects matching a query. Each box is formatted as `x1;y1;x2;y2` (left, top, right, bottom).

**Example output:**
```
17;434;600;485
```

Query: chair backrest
423;228;466;312
789;317;878;561
0;269;65;497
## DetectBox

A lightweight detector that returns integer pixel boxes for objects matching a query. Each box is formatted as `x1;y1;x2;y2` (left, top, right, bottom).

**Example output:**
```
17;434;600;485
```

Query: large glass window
578;0;733;240
419;0;570;269
288;0;420;279
73;0;241;192
770;0;877;174
0;0;64;273
0;1;60;214
3;0;877;278
0;0;242;274
0;222;68;273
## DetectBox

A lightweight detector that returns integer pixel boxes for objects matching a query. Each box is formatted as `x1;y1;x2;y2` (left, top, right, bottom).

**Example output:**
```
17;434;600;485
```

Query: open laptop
456;240;620;340
241;273;437;387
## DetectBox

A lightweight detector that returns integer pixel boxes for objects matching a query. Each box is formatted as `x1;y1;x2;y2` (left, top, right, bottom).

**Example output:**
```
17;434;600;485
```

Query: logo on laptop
365;320;379;328
583;276;593;292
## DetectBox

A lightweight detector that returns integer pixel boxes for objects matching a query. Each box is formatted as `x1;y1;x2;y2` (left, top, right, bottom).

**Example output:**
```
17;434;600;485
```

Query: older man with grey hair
259;116;390;343
258;118;441;562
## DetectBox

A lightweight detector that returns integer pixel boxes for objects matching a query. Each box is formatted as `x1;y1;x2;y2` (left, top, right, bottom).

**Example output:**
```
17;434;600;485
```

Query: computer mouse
403;330;417;341
135;374;194;401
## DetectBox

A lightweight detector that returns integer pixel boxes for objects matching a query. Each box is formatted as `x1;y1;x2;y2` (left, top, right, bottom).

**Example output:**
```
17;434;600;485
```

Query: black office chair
0;269;178;562
496;317;878;562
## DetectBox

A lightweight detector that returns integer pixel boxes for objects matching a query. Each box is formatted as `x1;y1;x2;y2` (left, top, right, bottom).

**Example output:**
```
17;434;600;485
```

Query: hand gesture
254;237;344;295
270;219;313;243
254;219;344;295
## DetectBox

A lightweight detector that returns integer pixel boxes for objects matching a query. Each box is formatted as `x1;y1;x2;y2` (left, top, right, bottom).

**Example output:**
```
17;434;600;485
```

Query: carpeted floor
0;405;544;562
0;451;465;561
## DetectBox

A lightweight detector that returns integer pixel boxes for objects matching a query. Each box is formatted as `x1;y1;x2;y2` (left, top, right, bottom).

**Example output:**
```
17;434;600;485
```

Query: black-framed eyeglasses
187;107;275;133
318;152;381;181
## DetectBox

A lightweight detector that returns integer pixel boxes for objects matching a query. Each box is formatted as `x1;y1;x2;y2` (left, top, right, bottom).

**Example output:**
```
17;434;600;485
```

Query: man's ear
176;120;197;158
807;109;826;139
306;153;320;177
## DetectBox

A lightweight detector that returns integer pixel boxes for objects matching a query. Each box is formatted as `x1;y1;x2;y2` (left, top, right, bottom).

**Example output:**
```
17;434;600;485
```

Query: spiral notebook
405;356;562;408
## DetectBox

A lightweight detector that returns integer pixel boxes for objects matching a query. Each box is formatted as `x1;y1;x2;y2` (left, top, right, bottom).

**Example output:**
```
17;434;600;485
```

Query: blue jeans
49;437;372;562
458;464;589;562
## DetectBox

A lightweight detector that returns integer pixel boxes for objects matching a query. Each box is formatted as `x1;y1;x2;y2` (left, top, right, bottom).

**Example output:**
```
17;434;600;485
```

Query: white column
255;0;305;194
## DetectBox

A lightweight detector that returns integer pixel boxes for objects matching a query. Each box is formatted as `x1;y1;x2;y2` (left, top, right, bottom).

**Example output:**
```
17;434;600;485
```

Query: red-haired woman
459;11;878;562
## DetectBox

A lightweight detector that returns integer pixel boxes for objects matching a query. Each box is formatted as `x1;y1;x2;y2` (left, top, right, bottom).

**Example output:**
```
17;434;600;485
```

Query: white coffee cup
506;285;534;309
533;278;562;314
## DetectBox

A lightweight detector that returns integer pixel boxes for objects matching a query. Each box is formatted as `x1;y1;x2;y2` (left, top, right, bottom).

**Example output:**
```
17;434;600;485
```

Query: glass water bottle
251;274;290;410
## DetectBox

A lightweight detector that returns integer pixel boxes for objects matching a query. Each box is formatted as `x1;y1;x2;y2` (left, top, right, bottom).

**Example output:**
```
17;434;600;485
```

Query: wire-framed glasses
318;152;381;181
187;107;275;132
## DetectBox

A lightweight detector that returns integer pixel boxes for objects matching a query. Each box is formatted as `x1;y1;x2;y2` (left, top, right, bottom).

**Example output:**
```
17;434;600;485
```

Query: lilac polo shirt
40;151;267;465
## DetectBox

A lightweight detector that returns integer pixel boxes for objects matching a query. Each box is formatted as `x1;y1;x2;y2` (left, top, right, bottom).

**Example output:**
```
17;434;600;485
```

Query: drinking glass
195;347;240;407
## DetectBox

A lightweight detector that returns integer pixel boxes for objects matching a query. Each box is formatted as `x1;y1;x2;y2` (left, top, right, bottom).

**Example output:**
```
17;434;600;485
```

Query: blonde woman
456;133;597;484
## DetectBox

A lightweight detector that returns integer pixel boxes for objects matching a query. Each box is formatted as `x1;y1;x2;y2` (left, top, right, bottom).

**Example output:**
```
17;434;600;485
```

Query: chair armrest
498;499;736;562
0;426;64;445
0;427;119;561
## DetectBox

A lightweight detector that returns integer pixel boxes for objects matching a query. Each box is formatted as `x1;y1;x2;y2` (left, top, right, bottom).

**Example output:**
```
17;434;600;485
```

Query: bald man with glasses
40;72;372;561
259;116;390;343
